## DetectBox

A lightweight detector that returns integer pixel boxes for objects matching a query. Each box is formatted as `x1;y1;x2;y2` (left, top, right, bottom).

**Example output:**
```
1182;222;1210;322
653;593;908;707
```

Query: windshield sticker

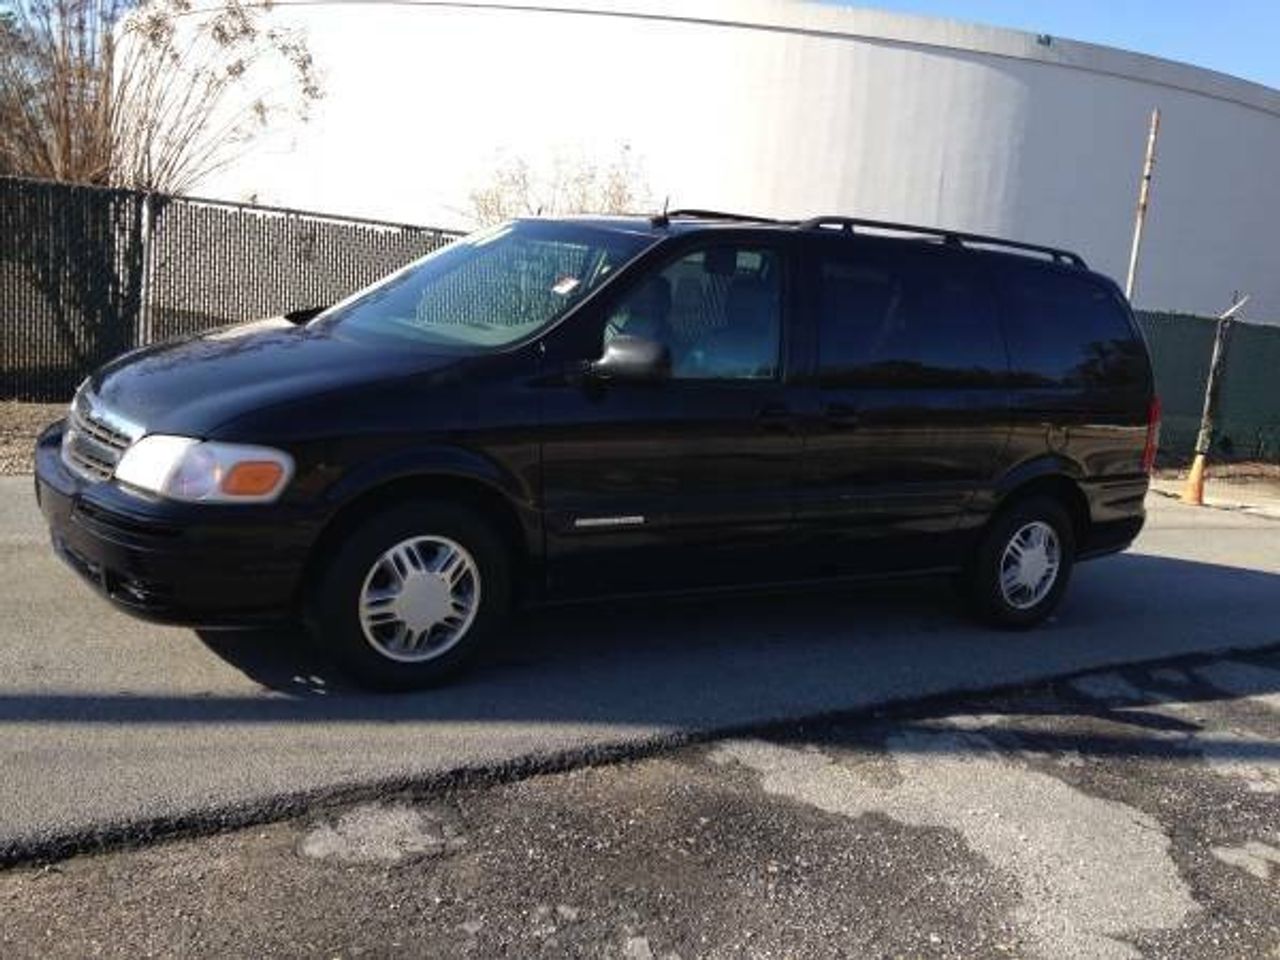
552;276;581;296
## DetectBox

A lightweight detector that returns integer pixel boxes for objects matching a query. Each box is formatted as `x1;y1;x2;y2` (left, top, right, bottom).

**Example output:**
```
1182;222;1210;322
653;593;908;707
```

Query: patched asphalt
2;648;1277;959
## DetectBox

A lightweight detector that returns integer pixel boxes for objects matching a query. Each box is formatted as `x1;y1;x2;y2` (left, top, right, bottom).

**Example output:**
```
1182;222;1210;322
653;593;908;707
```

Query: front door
537;235;804;598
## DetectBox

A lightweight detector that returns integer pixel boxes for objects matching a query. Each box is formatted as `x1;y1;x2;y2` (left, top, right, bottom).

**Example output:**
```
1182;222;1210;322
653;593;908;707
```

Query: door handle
823;403;861;427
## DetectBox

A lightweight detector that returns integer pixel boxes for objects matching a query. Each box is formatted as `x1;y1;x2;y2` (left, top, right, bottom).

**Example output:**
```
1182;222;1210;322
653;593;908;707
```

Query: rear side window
815;244;1007;388
999;266;1144;387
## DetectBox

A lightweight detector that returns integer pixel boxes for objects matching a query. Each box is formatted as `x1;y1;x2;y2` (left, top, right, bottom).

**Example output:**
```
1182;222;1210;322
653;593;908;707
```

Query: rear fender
991;454;1085;503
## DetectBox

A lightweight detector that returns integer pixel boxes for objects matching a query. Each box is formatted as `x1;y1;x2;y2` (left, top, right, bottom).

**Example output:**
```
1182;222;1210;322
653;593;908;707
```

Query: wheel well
298;474;531;607
996;475;1091;543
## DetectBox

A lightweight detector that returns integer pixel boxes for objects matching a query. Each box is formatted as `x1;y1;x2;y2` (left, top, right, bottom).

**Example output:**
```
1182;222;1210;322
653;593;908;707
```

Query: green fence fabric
1136;312;1280;462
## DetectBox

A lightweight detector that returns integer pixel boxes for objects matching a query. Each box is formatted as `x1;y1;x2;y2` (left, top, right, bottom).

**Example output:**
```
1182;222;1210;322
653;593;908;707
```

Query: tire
306;501;512;690
965;495;1076;629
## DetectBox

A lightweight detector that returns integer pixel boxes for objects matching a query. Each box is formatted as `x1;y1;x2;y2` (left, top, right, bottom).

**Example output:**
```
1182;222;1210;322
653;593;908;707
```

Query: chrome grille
61;393;141;484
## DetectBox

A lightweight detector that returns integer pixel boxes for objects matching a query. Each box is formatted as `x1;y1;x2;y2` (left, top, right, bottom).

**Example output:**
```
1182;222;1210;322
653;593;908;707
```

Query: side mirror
284;305;328;324
589;335;671;382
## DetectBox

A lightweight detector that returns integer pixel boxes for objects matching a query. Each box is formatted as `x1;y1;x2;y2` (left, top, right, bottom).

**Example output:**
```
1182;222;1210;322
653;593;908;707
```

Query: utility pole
1182;293;1250;505
1125;108;1161;302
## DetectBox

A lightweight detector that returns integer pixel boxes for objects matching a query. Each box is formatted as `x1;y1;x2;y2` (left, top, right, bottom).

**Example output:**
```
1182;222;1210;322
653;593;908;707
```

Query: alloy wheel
357;535;481;662
998;520;1061;610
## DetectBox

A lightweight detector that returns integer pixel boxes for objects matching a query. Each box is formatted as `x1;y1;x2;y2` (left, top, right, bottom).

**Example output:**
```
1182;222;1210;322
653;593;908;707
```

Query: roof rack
650;208;779;227
798;216;1087;268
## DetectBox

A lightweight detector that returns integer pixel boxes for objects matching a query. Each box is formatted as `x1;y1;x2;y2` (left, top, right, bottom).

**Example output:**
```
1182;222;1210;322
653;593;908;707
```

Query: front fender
322;443;537;516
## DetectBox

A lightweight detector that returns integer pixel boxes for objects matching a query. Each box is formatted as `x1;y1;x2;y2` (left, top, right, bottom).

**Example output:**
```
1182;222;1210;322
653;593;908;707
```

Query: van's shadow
176;550;1280;729
195;576;967;698
2;553;1277;731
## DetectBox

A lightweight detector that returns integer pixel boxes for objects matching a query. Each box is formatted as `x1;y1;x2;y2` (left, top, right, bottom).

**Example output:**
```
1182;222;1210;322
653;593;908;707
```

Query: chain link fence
1;176;460;400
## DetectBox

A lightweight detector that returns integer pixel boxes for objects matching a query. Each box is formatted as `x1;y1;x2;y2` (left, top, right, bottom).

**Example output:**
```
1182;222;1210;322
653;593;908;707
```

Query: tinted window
1000;266;1143;387
816;245;1006;388
605;244;781;380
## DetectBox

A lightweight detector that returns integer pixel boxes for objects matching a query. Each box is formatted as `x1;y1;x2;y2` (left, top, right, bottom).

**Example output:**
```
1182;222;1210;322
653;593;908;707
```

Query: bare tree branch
0;0;322;192
468;145;652;227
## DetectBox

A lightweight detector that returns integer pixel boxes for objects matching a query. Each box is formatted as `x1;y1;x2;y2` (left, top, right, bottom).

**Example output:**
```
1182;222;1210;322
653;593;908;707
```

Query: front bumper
34;422;318;627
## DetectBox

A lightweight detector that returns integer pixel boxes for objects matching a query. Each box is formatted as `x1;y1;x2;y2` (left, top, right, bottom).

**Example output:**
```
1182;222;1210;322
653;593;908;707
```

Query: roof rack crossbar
799;216;1087;268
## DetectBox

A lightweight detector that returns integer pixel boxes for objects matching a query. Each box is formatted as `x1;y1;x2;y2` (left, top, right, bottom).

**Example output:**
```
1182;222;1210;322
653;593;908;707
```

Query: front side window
604;244;782;379
816;245;1007;388
316;220;656;349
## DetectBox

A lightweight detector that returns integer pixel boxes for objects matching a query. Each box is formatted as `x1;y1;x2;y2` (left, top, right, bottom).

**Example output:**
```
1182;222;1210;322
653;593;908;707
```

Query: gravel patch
298;802;468;864
715;730;1196;960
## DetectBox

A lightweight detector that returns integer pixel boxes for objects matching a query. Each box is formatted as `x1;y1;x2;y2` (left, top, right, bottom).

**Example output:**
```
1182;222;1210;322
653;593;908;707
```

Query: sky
831;1;1280;90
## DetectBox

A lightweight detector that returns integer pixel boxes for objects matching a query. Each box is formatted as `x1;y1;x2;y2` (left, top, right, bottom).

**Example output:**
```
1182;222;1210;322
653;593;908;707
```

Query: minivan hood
90;318;454;436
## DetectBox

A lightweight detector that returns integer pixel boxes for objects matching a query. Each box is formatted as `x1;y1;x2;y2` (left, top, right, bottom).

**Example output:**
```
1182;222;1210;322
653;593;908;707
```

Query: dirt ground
0;402;65;475
1154;462;1280;500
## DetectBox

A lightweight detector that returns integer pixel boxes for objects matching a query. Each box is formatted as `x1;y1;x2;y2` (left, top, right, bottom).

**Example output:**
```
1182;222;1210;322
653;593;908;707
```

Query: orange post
1182;453;1206;505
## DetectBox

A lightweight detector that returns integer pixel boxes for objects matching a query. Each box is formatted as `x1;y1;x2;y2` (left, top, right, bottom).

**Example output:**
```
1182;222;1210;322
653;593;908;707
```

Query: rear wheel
307;502;512;690
966;495;1076;628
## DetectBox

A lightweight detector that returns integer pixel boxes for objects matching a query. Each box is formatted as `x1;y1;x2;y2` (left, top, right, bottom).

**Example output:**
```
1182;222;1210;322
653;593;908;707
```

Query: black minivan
35;212;1160;688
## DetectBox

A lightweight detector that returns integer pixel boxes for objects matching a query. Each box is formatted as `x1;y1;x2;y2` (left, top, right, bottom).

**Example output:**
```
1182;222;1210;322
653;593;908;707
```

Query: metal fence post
137;191;154;347
1182;294;1249;505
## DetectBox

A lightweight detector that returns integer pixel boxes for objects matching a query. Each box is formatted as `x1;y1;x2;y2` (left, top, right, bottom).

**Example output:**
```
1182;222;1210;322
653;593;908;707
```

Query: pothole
298;802;467;865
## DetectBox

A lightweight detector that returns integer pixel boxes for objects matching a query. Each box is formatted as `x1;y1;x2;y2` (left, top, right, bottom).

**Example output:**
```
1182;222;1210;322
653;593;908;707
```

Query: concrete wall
202;0;1280;322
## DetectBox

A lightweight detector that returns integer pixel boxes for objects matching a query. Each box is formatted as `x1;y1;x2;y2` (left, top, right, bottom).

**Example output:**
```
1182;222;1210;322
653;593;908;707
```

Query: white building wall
202;0;1280;320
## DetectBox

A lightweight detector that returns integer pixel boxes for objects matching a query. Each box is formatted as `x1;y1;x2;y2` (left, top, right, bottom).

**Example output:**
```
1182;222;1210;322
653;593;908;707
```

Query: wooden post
1182;294;1249;505
1125;108;1161;302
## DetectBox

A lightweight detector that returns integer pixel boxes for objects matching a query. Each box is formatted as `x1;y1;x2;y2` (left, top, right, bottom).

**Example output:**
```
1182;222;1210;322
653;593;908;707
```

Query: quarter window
605;245;782;380
1000;266;1144;386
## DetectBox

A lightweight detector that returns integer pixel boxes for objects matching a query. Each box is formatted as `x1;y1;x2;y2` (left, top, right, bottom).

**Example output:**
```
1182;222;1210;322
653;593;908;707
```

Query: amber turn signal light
220;461;286;497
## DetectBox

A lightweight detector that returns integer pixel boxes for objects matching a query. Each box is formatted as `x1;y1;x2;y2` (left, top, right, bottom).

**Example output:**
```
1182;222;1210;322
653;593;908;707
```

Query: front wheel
307;502;512;690
965;495;1076;629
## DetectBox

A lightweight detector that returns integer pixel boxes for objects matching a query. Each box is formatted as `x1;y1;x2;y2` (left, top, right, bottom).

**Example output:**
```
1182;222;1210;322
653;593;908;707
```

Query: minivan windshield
313;220;656;349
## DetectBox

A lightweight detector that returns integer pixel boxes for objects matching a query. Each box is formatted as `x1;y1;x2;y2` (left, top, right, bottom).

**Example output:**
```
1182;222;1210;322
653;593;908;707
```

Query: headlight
114;436;294;503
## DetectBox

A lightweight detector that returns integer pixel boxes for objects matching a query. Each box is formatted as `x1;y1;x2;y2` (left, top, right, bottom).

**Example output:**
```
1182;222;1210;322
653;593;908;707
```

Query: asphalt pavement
0;476;1277;862
3;648;1277;959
